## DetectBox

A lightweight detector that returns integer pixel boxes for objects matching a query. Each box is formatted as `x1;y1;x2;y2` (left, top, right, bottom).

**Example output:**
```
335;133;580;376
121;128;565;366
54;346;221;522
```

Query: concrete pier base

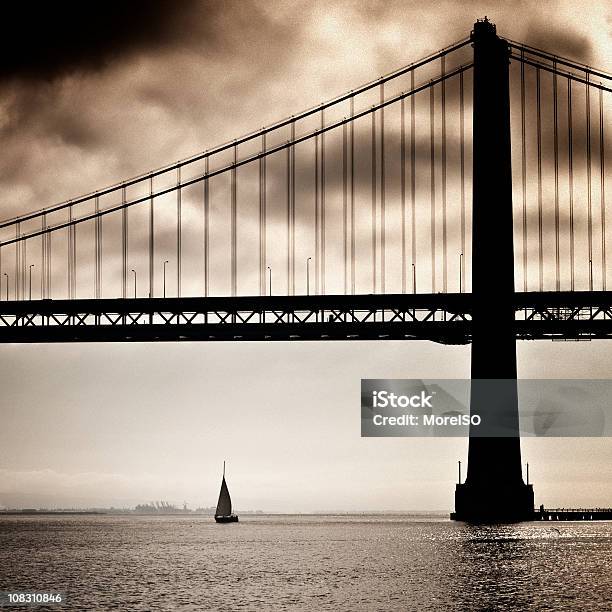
452;482;534;522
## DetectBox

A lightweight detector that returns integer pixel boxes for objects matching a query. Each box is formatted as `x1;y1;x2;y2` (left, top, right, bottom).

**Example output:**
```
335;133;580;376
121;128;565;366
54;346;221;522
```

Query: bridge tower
453;19;534;521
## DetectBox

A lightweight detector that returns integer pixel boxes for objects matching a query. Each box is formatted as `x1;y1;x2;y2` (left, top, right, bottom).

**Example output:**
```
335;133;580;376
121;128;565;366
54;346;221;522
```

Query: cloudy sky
0;0;611;511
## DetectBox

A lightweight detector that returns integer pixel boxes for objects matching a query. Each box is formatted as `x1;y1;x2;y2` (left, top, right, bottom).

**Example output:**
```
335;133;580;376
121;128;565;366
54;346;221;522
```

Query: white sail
215;476;232;516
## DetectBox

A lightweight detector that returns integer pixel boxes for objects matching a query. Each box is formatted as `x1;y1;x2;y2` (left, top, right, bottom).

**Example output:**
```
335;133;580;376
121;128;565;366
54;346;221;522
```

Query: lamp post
3;273;8;301
526;462;529;485
412;263;416;294
459;253;464;293
163;260;169;298
29;264;35;300
131;269;137;299
267;266;272;297
306;257;312;295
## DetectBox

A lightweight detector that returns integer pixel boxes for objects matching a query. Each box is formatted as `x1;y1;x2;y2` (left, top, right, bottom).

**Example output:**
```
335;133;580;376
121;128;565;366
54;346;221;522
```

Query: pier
535;508;612;521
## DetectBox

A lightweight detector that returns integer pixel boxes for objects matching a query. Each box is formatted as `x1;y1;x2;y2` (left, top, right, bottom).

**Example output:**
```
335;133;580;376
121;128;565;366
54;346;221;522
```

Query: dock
450;508;612;522
535;508;612;521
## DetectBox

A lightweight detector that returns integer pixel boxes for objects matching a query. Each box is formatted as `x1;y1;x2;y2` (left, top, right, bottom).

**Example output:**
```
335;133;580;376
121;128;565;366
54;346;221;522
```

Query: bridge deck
0;291;611;343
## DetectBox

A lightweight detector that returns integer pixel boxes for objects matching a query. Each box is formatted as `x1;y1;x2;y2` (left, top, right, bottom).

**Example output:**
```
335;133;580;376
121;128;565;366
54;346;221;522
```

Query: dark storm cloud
0;1;212;80
0;1;306;215
523;24;592;63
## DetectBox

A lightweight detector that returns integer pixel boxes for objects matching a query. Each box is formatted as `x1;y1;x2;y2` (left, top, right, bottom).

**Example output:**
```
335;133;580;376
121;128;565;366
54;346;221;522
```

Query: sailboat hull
215;515;239;523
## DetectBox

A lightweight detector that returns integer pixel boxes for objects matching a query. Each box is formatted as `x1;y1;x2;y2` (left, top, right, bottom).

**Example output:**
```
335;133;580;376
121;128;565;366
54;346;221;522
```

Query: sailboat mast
223;461;225;478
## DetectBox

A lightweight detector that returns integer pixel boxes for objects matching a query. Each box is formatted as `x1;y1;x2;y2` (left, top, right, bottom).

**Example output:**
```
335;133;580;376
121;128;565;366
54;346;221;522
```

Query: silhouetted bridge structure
2;291;612;343
1;19;610;522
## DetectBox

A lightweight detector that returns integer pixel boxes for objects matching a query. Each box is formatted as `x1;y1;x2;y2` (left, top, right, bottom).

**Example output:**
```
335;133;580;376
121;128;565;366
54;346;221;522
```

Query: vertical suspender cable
411;71;416;293
231;144;237;296
600;88;606;290
441;57;447;293
430;83;436;293
67;207;71;298
122;185;127;298
259;135;266;296
568;79;575;291
98;197;102;298
291;120;296;295
95;195;100;298
23;226;28;299
321;107;326;295
536;68;543;291
15;223;19;300
40;219;44;299
371;107;377;294
380;81;386;294
48;215;52;298
259;132;267;295
401;96;406;293
23;232;27;300
587;74;593;291
23;230;27;299
47;218;52;298
315;130;319;295
42;214;47;298
205;155;210;297
286;128;291;294
74;207;77;298
520;52;528;292
73;207;77;298
343;120;348;294
177;166;182;298
460;70;466;294
350;96;355;295
37;221;41;299
553;62;560;290
149;178;154;298
69;203;74;299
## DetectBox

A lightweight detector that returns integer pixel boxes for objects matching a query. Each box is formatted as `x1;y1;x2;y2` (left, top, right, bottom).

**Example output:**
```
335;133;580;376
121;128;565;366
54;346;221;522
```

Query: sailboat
214;461;238;523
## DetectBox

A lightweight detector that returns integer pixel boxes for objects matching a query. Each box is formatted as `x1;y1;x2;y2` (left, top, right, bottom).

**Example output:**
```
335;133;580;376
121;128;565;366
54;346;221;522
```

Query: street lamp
163;260;169;298
29;264;35;300
306;257;312;295
131;269;137;299
3;273;8;301
267;266;272;297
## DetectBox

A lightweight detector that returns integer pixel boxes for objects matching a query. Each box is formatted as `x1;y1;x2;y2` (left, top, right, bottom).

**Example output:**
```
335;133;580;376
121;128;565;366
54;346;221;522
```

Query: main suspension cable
2;66;473;248
0;39;472;230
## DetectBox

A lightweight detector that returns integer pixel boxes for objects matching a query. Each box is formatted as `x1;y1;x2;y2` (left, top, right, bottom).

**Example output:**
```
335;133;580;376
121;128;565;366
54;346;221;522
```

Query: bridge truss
0;291;611;343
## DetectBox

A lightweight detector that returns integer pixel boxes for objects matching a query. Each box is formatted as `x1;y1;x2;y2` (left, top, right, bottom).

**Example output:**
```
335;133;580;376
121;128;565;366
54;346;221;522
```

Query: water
1;514;611;611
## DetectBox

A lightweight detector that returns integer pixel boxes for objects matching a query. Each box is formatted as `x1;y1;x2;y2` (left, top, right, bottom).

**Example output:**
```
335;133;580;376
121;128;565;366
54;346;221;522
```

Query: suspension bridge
0;19;610;521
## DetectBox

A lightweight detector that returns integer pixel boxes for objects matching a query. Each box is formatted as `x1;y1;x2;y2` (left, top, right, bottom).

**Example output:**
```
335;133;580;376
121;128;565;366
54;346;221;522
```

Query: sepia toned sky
0;0;611;511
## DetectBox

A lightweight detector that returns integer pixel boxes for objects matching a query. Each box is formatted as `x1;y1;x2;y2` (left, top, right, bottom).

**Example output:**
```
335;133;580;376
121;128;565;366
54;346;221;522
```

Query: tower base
451;482;534;522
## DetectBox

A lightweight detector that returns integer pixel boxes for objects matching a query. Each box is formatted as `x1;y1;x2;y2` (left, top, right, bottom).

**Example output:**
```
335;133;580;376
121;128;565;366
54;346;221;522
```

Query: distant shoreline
0;510;450;517
0;511;106;516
